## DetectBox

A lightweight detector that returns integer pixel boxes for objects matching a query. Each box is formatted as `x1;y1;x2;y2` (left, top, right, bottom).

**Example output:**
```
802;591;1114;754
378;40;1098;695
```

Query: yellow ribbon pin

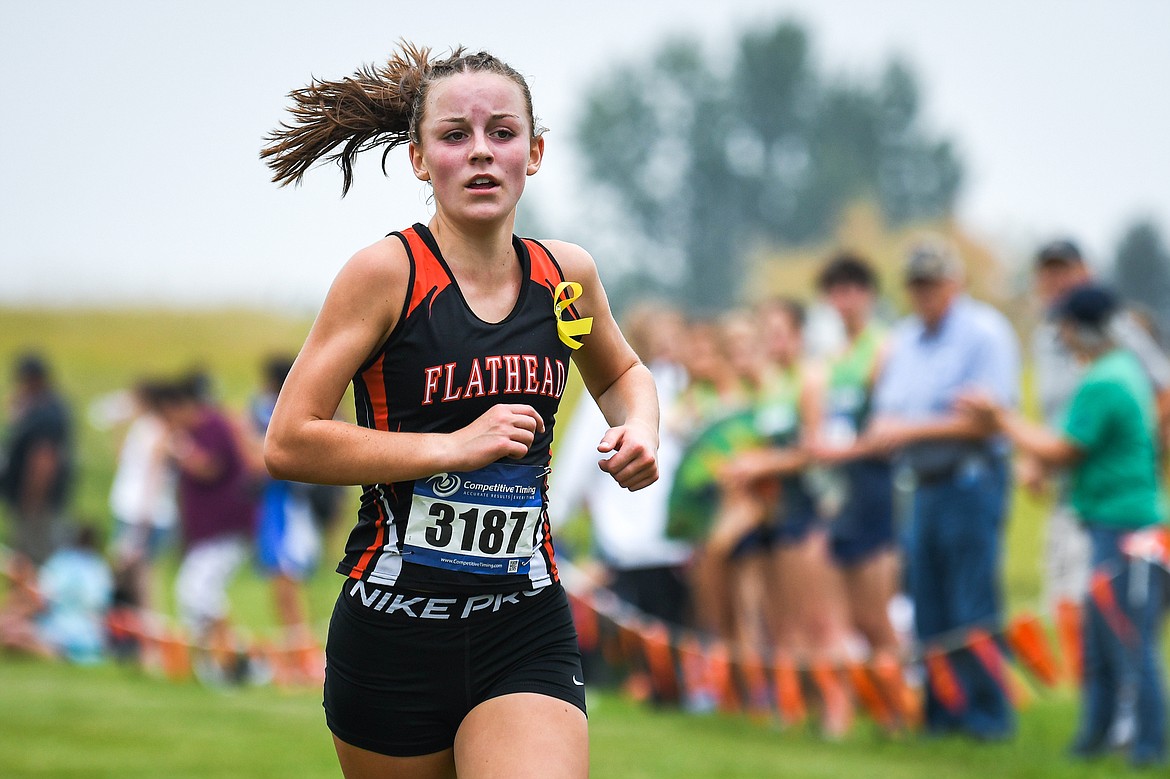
554;281;594;351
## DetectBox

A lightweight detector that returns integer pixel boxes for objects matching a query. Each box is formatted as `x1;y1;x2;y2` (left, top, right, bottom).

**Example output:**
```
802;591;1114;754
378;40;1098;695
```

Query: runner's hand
597;419;659;491
450;404;544;470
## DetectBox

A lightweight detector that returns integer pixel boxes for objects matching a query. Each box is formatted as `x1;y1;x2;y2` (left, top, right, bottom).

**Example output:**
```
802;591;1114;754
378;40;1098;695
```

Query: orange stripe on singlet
542;512;559;581
539;446;559;580
526;239;581;338
349;498;388;580
402;228;452;318
523;238;563;294
525;250;565;582
360;353;390;433
350;355;390;579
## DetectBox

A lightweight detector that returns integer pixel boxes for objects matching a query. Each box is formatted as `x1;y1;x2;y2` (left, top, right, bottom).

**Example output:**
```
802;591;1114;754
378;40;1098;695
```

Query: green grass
0;658;337;779
0;659;1130;778
0;306;1154;777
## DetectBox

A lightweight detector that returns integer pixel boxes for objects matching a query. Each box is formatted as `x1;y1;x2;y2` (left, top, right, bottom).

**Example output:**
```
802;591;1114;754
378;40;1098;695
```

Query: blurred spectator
723;298;855;733
0;524;113;664
721;309;769;396
0;353;75;571
666;317;753;648
550;303;691;625
867;236;1020;740
665;317;752;442
1033;239;1170;435
550;303;691;701
961;283;1167;767
109;379;177;612
718;300;815;642
810;253;902;663
250;354;333;681
1030;239;1170;617
161;374;260;683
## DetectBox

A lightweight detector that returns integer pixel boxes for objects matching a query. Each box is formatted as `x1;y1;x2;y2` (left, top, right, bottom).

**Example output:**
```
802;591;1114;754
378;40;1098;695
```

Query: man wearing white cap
864;237;1020;739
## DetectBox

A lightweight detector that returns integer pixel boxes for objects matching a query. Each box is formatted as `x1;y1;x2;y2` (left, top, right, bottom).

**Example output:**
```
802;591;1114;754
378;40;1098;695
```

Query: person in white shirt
109;380;177;612
549;301;690;626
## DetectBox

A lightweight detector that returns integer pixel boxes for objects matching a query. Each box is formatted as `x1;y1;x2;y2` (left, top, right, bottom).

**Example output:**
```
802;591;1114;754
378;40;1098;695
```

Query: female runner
260;43;659;779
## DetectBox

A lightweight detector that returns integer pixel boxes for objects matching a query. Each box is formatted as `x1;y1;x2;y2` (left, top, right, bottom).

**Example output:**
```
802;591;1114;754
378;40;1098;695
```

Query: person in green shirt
961;283;1166;767
809;254;901;661
721;297;855;735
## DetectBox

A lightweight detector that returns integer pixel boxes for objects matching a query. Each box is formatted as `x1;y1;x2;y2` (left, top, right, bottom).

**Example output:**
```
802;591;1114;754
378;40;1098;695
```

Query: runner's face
409;72;543;225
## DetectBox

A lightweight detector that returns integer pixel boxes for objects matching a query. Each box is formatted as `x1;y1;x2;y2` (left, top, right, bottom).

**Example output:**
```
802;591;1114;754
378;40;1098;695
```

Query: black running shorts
323;579;586;757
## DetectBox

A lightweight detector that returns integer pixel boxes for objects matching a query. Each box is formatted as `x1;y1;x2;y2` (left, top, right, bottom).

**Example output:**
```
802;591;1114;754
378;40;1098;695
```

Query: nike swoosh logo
572;676;585;686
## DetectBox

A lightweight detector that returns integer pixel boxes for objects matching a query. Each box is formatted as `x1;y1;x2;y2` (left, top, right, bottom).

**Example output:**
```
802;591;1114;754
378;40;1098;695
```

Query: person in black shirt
2;353;74;570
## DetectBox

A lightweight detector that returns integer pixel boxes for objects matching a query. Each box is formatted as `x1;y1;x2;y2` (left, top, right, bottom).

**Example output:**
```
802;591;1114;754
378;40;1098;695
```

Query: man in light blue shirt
865;236;1020;740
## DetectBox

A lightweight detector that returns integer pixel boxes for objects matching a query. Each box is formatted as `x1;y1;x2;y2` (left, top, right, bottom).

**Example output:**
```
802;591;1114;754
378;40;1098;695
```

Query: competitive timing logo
427;473;462;498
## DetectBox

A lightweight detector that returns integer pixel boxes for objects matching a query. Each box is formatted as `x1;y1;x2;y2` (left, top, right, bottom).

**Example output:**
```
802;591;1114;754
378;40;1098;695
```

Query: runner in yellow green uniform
811;254;903;681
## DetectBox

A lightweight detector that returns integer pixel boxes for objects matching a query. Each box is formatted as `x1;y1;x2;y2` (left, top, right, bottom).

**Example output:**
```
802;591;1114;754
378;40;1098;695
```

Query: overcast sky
2;1;1167;310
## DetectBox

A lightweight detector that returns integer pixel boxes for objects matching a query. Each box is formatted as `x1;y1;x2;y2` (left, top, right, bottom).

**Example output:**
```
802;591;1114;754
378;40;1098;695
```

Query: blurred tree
575;20;963;312
1112;219;1170;341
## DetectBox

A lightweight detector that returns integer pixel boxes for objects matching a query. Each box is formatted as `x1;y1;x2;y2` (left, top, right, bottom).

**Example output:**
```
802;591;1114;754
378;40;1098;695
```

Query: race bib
405;463;546;575
755;403;797;442
829;385;865;418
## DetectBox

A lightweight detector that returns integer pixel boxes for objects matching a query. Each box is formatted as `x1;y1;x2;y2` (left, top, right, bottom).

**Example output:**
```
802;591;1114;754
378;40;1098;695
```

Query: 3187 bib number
424;504;533;556
404;463;546;575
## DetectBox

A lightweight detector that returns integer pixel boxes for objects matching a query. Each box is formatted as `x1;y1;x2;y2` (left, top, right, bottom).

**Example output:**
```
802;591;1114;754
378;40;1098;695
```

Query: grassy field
0;659;1131;779
0;306;1152;777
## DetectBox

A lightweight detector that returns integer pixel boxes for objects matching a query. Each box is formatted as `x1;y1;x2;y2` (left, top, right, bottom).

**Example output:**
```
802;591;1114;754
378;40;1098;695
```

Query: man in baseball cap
865;234;1021;739
903;237;965;285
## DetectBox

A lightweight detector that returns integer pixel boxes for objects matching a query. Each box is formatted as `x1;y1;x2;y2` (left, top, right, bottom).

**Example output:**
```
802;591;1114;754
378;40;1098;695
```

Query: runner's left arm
545;241;659;492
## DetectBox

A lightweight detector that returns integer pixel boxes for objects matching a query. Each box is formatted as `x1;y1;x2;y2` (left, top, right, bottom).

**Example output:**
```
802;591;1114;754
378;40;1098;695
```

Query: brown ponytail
261;41;541;196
